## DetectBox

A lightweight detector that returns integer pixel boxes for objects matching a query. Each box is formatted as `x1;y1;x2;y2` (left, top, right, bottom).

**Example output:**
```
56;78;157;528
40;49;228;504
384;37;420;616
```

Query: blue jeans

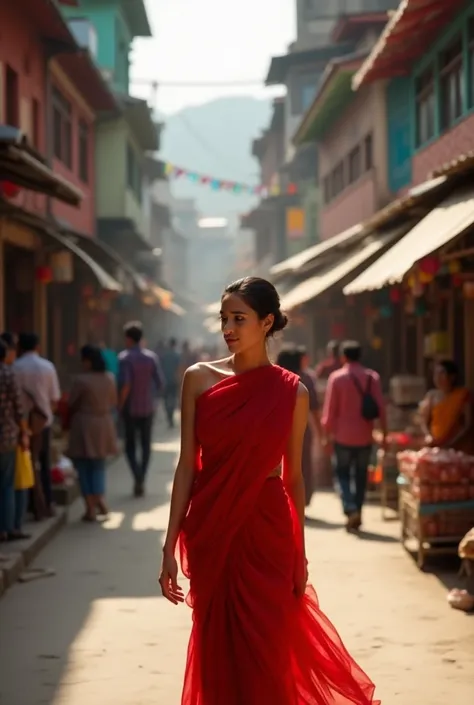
14;489;28;532
333;443;372;516
75;459;106;496
0;450;16;535
123;413;154;484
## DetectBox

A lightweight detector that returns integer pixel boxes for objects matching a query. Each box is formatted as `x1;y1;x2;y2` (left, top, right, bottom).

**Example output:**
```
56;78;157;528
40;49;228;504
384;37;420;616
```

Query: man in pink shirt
322;340;386;531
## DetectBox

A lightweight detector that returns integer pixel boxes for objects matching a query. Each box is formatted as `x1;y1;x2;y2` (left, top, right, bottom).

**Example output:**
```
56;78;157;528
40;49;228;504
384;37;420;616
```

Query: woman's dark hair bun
224;276;288;338
270;310;288;335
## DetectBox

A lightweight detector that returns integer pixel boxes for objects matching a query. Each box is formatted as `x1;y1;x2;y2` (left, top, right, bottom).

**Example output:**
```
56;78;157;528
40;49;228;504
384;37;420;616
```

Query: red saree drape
178;365;380;705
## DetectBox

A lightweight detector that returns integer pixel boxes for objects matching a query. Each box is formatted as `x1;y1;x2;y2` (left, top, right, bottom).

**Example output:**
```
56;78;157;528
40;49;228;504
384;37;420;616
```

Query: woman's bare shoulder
182;358;232;397
297;380;309;399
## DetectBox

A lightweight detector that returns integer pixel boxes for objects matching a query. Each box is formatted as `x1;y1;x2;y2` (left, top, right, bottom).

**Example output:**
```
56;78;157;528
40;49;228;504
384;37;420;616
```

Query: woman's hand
159;548;184;605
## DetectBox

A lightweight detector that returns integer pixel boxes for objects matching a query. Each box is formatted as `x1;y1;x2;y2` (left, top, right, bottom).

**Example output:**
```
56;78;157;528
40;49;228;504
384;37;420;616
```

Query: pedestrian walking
1;332;31;538
14;333;61;519
67;345;118;522
277;345;322;506
0;338;29;544
118;322;164;496
322;340;386;531
160;338;181;428
315;339;341;380
159;277;380;705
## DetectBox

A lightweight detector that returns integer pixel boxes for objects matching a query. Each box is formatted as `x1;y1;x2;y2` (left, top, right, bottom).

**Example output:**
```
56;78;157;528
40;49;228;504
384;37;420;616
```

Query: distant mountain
159;97;272;222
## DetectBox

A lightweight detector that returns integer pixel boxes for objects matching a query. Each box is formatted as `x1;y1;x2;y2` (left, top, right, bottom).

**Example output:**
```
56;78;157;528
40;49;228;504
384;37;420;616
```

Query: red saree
178;365;380;705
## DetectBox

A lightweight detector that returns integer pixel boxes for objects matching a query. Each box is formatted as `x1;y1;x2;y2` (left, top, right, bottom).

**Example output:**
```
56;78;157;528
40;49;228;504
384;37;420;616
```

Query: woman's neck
232;347;271;374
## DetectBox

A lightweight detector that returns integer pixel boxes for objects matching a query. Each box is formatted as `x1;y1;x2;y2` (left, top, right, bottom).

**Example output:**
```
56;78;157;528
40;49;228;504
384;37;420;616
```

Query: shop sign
286;208;305;240
51;251;74;283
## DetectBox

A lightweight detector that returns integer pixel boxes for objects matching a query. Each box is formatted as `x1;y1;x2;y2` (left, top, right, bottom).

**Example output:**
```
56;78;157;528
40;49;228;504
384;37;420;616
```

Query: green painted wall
95;117;145;234
95;118;126;217
61;1;132;93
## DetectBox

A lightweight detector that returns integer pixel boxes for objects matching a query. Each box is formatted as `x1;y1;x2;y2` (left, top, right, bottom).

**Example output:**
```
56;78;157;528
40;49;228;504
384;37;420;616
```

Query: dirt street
0;427;472;705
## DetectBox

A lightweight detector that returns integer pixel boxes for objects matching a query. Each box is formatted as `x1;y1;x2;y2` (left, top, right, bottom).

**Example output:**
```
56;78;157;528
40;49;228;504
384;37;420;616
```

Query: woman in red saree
159;277;380;705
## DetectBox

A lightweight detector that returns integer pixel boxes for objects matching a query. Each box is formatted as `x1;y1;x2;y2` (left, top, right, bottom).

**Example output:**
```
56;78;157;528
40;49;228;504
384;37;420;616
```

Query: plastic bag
15;447;35;490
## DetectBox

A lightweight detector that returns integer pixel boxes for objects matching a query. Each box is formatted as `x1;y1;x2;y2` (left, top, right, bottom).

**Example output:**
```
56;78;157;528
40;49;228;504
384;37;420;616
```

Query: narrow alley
0;427;472;705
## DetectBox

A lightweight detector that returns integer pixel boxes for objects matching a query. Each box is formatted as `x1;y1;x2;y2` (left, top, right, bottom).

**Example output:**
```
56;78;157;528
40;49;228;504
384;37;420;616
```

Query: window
348;145;361;184
126;143;142;201
323;176;331;204
52;87;72;167
32;99;40;149
364;134;373;171
332;162;345;199
469;18;474;108
78;120;89;183
439;36;463;129
415;67;435;146
301;84;316;112
5;65;19;127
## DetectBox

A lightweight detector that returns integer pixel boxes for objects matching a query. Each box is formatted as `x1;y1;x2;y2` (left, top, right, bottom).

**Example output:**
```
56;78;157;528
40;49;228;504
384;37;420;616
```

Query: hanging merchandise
418;270;434;285
371;336;382;350
35;266;53;284
415;299;426;316
448;259;461;274
389;287;402;304
0;181;21;199
419;255;440;276
452;273;463;287
463;282;474;300
379;304;392;319
163;161;297;198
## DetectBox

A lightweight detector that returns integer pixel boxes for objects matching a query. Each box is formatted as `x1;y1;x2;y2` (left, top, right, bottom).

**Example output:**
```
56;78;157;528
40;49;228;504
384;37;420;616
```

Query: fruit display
397;447;474;503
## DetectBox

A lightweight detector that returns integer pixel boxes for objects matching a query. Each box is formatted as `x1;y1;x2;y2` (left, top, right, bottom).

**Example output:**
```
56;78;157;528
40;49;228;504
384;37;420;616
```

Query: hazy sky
130;0;296;115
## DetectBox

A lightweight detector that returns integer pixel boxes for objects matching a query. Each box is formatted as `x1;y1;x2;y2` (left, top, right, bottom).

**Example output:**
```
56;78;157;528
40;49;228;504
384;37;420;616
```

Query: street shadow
305;516;345;531
354;529;400;544
0;422;180;705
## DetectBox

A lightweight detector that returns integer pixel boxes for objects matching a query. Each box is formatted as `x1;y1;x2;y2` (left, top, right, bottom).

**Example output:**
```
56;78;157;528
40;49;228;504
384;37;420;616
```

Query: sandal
81;513;96;523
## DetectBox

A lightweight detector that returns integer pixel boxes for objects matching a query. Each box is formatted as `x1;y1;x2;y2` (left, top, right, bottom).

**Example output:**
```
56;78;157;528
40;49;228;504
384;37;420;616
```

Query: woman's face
434;364;453;391
220;293;272;355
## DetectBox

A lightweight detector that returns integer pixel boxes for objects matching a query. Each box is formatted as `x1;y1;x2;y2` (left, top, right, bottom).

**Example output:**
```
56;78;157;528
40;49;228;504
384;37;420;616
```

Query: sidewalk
0;427;472;705
0;509;67;597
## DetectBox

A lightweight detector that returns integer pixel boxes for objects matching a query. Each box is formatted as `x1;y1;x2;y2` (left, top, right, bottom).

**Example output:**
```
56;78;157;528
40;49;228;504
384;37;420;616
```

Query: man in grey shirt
14;333;61;517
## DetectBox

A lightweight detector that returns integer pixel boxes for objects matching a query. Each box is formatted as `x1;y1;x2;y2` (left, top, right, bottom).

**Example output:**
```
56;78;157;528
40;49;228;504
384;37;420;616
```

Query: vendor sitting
420;360;473;453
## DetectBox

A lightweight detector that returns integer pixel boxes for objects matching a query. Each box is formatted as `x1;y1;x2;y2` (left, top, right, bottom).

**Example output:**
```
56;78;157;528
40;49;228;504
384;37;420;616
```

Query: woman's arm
163;367;200;555
283;383;309;558
446;399;472;448
419;392;433;441
68;379;83;415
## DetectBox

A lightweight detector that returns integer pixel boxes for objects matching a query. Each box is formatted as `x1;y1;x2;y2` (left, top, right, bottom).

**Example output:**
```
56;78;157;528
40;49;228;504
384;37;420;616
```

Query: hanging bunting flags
162;161;297;197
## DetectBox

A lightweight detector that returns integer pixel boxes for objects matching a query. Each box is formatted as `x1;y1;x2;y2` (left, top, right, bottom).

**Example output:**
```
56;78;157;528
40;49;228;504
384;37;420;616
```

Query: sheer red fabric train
178;365;381;705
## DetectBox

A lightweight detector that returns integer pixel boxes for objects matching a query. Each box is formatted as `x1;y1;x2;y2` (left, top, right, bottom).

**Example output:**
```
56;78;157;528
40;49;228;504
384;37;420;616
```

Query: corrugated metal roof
344;186;474;295
280;229;400;311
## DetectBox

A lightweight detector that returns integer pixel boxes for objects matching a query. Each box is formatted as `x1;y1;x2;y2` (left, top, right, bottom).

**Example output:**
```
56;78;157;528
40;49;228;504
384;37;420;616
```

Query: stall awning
0;140;83;206
280;229;402;311
344;186;474;295
56;222;149;293
270;223;367;278
47;231;122;291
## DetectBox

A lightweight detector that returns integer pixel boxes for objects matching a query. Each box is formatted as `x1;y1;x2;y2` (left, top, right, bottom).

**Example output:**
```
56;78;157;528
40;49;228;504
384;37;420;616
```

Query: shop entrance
3;243;35;333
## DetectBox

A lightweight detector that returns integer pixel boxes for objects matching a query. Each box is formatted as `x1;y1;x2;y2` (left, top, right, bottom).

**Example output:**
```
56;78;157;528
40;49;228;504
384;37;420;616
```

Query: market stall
370;375;426;519
397;448;474;568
